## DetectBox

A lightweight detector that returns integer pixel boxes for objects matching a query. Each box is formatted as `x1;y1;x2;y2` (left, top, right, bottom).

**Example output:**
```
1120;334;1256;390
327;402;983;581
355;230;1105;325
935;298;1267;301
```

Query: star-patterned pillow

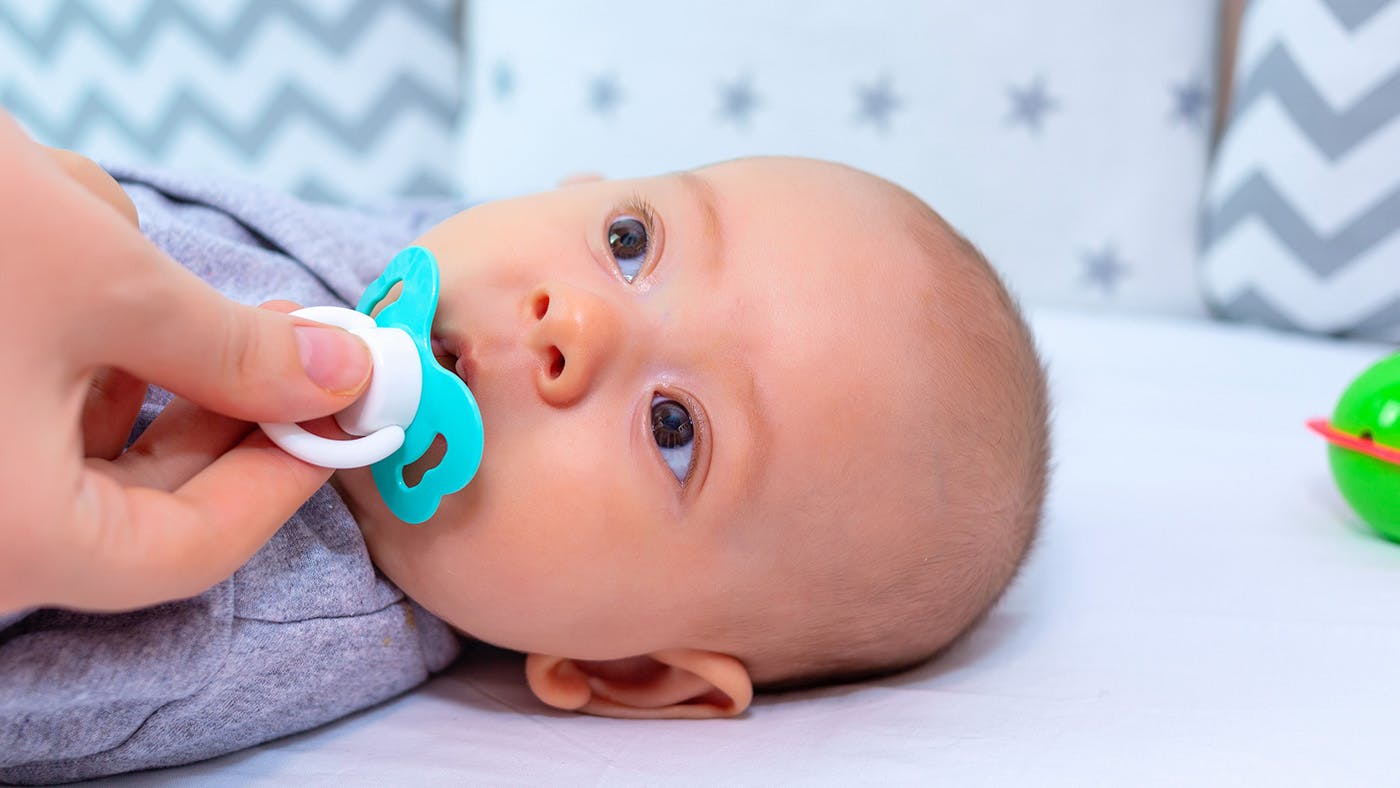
454;1;1218;314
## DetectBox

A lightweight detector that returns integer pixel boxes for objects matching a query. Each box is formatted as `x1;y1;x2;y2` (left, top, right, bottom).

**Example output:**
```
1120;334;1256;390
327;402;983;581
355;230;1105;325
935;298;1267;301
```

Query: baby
1;155;1049;780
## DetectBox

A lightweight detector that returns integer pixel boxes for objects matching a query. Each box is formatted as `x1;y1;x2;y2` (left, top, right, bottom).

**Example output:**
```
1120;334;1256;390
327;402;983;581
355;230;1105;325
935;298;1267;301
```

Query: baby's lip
456;352;478;391
430;333;475;389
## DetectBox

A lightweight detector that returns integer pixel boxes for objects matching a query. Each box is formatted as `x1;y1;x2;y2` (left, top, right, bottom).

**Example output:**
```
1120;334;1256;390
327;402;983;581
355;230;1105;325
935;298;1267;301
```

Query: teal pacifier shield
357;246;484;523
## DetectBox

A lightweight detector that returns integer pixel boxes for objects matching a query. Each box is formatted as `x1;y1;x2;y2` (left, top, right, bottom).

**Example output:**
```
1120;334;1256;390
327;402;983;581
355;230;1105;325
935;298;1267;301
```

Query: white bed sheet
113;308;1400;786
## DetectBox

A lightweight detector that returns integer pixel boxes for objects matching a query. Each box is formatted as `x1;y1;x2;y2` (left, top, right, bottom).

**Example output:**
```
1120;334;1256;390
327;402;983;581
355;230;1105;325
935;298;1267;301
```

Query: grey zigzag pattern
1322;0;1392;30
0;0;455;64
1204;4;1400;340
3;73;458;157
1211;287;1400;338
1203;173;1400;276
1229;44;1400;160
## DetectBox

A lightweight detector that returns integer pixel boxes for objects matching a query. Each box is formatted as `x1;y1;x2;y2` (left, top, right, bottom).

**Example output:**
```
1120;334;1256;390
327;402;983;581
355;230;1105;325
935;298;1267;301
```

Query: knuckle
88;368;138;406
219;310;270;399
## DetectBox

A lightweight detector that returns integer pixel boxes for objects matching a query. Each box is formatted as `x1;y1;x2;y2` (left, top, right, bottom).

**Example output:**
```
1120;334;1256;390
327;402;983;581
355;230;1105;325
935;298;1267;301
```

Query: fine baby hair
262;246;484;523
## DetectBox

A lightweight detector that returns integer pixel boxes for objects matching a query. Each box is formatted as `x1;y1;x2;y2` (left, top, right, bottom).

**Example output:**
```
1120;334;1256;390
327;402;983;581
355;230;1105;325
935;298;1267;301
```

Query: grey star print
1006;76;1057;134
1170;79;1209;125
854;75;900;132
1082;246;1129;294
717;76;760;127
492;61;514;101
588;74;622;117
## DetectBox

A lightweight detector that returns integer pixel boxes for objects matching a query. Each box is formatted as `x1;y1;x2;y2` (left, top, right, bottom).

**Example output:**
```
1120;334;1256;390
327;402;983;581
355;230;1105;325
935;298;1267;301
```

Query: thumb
3;108;371;425
97;265;372;424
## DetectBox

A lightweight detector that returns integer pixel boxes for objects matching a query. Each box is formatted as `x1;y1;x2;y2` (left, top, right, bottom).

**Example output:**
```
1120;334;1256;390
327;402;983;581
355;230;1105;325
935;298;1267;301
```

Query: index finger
48;430;333;611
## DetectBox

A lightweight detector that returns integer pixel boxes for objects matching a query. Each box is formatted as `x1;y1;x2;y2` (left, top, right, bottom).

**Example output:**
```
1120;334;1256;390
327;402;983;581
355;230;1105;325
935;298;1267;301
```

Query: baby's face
335;158;931;663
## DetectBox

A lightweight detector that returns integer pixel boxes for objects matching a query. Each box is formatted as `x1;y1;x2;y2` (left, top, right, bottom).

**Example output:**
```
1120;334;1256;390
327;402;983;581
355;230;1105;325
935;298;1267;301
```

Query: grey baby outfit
0;167;468;785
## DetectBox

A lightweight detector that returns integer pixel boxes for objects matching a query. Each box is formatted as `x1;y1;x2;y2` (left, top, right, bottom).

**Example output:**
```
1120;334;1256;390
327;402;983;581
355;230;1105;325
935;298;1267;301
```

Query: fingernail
296;325;371;395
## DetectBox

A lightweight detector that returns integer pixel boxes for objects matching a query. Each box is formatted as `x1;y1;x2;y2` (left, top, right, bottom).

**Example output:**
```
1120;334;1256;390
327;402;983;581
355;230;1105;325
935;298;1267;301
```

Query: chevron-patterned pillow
0;0;461;202
1201;0;1400;339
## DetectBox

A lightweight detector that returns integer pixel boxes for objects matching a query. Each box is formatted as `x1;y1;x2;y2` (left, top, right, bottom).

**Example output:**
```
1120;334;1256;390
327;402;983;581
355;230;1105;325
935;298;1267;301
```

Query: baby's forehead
718;284;941;516
696;157;911;211
680;160;944;380
708;161;942;286
700;160;932;270
641;157;954;513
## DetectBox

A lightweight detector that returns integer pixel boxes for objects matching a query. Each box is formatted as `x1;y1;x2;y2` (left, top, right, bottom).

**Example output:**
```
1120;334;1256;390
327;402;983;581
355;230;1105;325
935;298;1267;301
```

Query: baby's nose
525;282;621;407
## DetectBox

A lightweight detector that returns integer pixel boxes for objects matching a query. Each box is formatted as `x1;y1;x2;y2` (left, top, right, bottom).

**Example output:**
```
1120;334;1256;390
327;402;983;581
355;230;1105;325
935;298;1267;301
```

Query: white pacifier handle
260;306;423;469
261;421;406;470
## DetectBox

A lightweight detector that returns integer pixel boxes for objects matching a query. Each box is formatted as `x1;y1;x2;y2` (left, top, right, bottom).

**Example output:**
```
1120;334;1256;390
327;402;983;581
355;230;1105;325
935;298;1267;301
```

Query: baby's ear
525;649;753;719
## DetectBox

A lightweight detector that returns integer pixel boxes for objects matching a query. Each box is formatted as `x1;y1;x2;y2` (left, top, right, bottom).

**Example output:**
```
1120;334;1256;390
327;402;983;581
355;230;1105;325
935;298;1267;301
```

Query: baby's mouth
430;335;472;389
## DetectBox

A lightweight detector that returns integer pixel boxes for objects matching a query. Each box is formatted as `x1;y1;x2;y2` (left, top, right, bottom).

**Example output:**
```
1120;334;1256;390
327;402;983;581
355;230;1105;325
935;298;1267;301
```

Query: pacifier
261;246;484;524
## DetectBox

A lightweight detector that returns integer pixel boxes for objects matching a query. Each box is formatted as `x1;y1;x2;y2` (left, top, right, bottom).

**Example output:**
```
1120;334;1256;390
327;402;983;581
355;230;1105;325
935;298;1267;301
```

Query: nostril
532;292;550;320
548;346;565;379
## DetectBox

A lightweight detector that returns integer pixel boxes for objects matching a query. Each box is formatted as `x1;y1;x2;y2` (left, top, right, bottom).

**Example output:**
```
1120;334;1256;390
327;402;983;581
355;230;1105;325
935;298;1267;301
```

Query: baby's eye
608;216;649;282
651;395;695;483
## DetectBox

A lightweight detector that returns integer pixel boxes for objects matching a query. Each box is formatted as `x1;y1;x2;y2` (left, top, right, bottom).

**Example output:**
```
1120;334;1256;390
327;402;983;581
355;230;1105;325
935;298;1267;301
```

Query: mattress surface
113;309;1400;785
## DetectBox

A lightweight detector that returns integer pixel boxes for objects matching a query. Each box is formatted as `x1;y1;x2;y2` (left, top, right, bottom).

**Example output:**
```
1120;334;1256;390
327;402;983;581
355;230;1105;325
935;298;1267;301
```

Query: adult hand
0;111;372;614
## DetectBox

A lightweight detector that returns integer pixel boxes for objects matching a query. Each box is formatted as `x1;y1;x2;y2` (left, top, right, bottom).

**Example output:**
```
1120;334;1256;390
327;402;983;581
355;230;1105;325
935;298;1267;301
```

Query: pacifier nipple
262;306;422;470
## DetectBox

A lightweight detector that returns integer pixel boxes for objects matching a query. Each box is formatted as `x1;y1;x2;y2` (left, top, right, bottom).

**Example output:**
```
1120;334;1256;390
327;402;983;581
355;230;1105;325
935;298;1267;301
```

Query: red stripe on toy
1306;418;1400;466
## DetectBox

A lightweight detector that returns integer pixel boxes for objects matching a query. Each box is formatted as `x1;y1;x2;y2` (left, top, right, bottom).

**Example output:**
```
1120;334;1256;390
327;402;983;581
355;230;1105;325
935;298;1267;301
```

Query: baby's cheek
328;468;390;531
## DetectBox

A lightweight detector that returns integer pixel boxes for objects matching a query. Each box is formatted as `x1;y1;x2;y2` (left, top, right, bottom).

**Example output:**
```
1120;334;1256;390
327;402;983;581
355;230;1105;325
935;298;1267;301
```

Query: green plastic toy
1308;353;1400;542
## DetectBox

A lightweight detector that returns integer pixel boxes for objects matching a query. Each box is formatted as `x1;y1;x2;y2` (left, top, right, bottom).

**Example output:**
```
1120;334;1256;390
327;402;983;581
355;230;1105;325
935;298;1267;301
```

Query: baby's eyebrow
675;170;724;270
732;355;772;506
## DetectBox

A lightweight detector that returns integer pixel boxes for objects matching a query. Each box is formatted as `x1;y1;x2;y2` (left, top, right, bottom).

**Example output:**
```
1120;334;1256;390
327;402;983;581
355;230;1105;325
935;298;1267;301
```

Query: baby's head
334;157;1049;718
